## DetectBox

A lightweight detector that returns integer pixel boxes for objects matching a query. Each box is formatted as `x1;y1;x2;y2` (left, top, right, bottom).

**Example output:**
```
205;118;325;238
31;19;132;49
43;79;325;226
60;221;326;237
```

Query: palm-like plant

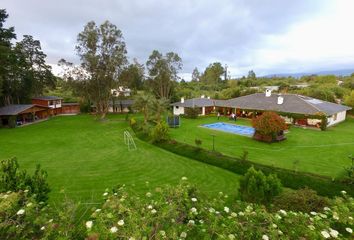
133;93;154;125
151;97;169;123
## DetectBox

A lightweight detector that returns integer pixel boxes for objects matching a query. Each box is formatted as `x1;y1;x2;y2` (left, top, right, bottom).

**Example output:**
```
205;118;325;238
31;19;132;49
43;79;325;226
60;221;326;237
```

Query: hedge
153;140;353;198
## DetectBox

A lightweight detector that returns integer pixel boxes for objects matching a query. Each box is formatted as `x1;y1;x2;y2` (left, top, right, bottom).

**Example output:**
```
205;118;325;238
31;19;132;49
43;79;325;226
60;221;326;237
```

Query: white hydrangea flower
16;209;25;215
323;207;331;211
159;230;166;236
191;197;197;202
24;189;29;193
345;227;352;234
48;219;53;223
181;177;188;181
341;190;347;195
278;230;283;235
40;226;45;231
151;209;157;214
321;230;330;239
224;207;230;213
26;202;33;207
110;226;118;233
188;220;195;225
348;216;353;220
308;225;315;230
272;224;277;228
86;221;93;229
95;209;101;212
333;212;339;220
117;220;124;226
209;208;215;213
103;192;108;196
146;192;152;197
238;211;244;216
329;229;339;238
199;219;204;224
310;211;317;216
262;234;269;240
147;205;153;209
231;212;237;217
228;234;235;239
279;210;287;216
190;207;197;213
180;232;187;238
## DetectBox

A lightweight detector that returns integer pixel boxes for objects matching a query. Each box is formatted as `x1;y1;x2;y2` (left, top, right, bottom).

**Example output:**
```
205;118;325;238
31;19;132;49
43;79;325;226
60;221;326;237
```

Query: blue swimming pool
202;122;255;136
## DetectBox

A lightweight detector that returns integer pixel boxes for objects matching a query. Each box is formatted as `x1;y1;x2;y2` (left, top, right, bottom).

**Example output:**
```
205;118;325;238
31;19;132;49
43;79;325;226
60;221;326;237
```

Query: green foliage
152;140;354;197
184;107;200;118
240;149;249;162
273;188;329;212
239;167;282;204
252;112;287;142
150;97;169;123
191;67;200;82
119;59;145;90
344;90;354;114
0;158;50;203
3;181;353;239
194;138;202;148
146;50;182;99
200;62;225;88
75;20;128;119
133;93;154;125
149;121;170;143
79;100;91;113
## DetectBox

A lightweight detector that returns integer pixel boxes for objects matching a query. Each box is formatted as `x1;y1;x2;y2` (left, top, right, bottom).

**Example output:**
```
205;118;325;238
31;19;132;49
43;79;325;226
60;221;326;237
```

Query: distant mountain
263;69;354;78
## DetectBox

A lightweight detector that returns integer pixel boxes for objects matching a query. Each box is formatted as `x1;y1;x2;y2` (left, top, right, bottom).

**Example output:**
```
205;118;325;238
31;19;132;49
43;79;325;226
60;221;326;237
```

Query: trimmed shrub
194;139;202;148
239;167;282;204
252;112;287;142
184;107;200;119
152;140;354;197
273;188;329;212
149;121;170;143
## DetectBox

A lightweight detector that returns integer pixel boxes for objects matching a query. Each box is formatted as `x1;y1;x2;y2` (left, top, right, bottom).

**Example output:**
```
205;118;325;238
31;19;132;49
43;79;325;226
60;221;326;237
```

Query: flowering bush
1;179;353;239
0;158;50;203
252;112;287;142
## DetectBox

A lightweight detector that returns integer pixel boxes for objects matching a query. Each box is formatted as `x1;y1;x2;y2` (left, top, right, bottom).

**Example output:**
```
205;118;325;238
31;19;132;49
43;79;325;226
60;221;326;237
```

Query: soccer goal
124;130;137;151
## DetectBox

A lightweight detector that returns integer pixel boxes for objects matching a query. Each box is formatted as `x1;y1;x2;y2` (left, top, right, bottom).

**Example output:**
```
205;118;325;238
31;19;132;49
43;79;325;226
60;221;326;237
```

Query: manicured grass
0;115;240;203
170;116;354;178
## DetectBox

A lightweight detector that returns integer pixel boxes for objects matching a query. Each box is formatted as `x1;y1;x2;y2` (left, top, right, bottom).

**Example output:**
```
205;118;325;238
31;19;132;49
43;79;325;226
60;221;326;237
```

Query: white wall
173;106;184;115
327;111;347;126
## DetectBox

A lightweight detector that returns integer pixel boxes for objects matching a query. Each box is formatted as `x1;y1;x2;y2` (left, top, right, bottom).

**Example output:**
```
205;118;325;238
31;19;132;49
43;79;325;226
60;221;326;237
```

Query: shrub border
133;125;353;197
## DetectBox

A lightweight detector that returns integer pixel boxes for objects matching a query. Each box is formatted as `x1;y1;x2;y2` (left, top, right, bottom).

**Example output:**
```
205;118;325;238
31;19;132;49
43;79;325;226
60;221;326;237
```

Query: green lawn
170;116;354;178
0;115;240;203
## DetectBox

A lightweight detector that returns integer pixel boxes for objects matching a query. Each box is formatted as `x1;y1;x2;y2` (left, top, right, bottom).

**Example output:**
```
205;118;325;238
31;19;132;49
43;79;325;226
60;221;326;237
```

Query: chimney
181;97;184;103
201;95;205;98
265;89;272;97
277;95;284;105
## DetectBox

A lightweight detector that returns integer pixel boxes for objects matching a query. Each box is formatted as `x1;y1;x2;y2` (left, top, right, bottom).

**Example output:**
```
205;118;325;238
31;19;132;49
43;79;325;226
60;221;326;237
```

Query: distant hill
263;68;354;78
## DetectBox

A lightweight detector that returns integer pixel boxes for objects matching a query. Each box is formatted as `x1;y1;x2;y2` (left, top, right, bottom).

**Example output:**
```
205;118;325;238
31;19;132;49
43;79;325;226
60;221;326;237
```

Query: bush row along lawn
0;114;240;204
169;116;354;178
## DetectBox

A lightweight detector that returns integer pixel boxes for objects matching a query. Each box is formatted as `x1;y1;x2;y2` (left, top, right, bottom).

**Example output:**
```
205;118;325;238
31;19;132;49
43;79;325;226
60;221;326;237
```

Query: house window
333;113;337;121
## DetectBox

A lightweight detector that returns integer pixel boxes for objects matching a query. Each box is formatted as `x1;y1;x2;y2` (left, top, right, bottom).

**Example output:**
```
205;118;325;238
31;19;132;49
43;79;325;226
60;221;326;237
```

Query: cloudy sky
2;0;354;79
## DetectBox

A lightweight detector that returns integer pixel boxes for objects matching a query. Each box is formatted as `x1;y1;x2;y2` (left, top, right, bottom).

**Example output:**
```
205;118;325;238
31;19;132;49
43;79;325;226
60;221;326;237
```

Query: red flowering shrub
252;112;287;142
